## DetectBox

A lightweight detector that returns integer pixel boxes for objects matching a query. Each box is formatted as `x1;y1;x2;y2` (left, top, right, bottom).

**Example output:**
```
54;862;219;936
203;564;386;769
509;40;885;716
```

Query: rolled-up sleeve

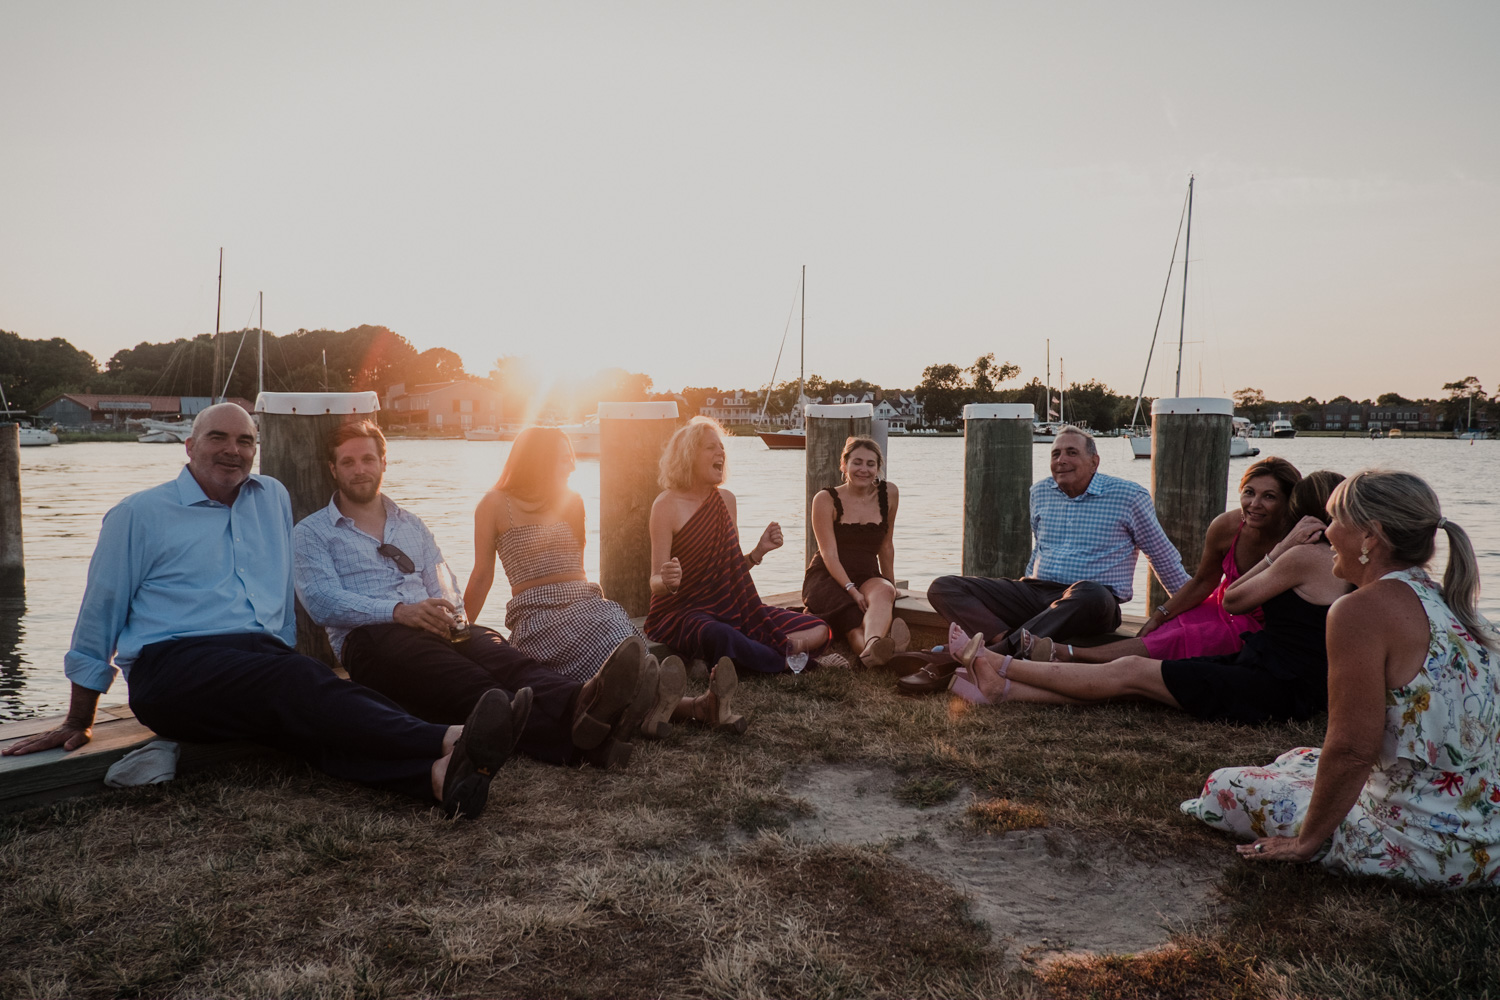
63;504;145;693
1130;494;1191;593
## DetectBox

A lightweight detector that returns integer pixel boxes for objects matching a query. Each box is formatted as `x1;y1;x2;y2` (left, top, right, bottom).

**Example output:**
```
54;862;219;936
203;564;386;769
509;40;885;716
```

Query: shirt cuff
63;652;118;694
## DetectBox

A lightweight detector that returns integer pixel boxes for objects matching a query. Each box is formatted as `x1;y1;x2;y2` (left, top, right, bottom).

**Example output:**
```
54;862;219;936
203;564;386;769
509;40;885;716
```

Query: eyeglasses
376;543;416;574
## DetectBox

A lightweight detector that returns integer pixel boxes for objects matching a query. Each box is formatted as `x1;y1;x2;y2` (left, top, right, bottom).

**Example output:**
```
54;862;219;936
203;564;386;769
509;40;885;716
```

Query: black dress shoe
441;688;515;819
894;651;959;696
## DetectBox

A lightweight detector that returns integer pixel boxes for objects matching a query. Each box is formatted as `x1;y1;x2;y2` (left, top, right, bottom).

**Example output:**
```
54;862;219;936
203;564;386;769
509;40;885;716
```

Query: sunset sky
2;2;1495;402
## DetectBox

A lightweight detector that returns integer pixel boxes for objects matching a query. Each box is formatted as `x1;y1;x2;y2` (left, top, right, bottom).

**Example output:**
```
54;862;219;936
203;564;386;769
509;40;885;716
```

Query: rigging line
755;272;804;426
220;328;251;400
1129;182;1192;429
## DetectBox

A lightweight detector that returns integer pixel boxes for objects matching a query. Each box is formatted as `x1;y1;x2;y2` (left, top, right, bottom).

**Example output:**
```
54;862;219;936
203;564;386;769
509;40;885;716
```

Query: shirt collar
324;491;404;528
1042;471;1106;500
174;465;263;507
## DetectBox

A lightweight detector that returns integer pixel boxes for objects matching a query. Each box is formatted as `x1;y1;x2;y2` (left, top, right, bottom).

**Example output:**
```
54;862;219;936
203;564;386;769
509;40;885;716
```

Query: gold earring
1358;543;1370;566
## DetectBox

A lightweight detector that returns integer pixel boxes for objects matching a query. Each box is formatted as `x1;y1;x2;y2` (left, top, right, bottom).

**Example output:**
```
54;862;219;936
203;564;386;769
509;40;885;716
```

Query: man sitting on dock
902;426;1190;694
293;420;649;770
2;403;522;820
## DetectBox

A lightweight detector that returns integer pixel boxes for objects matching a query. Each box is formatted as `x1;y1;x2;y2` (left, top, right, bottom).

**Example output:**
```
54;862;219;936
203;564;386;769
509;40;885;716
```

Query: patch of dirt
784;764;1227;957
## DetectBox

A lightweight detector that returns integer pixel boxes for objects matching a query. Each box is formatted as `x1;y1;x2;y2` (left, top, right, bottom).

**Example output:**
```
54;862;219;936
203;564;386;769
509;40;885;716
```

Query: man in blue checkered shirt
928;426;1190;659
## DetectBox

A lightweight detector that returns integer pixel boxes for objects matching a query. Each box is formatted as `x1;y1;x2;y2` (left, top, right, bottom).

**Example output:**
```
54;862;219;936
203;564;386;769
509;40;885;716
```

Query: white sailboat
756;266;809;450
1124;177;1255;459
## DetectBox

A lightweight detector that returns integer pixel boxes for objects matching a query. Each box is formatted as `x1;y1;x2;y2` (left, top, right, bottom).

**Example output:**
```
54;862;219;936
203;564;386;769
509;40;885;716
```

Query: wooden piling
961;403;1034;579
805;403;874;562
255;391;381;664
0;424;21;592
598;401;679;617
1149;397;1232;612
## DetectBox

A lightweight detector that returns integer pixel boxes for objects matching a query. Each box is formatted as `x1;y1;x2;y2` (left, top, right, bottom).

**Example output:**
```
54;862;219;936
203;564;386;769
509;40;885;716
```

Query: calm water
4;435;1497;721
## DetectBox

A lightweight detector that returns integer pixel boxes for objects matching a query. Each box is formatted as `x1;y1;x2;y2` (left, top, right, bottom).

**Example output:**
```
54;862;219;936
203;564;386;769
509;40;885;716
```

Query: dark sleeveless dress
802;481;890;635
644;489;826;670
1160;583;1334;724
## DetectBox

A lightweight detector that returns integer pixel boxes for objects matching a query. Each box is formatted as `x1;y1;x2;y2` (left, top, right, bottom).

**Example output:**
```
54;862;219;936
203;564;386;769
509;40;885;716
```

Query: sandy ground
783;764;1228;958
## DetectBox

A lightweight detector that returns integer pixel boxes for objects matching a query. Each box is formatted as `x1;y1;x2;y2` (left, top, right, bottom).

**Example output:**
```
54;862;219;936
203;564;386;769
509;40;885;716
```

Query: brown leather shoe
893;651;959;696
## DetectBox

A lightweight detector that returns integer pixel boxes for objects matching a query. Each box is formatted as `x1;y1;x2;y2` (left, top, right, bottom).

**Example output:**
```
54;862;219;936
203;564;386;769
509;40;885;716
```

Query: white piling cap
596;401;679;419
963;403;1035;420
255;392;381;415
1151;397;1234;416
806;403;874;418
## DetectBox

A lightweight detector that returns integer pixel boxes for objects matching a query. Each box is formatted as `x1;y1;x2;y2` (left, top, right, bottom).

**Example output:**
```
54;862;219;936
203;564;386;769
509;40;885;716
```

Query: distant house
699;391;757;426
1367;404;1438;433
382;380;502;431
37;393;253;430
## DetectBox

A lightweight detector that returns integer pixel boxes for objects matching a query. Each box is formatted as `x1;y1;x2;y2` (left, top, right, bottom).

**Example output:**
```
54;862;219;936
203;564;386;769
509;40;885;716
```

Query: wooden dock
0;594;1145;812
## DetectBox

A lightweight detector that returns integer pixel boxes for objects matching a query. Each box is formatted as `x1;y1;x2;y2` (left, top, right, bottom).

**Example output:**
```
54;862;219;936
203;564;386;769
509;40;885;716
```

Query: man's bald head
185;403;258;504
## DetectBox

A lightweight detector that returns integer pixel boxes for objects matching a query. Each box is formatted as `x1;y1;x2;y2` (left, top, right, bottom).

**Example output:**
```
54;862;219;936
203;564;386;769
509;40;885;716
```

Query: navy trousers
341;623;580;766
690;620;787;674
926;576;1121;654
128;633;448;801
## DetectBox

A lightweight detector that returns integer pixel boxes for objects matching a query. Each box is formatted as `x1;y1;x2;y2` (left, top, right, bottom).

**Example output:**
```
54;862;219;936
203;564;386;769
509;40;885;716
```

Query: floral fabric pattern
1181;568;1499;888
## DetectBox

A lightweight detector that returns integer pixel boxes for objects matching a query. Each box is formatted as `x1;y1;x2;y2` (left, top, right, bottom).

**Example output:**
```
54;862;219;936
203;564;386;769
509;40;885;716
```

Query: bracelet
844;582;857;592
1264;552;1276;568
746;550;762;566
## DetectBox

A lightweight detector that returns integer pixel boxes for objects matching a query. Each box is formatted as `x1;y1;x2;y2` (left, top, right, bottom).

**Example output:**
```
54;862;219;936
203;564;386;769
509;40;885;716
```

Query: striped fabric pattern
644;489;824;657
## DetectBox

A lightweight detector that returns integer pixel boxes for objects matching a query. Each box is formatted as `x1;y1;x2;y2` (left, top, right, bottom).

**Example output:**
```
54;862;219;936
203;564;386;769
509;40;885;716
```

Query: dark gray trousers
926;576;1121;654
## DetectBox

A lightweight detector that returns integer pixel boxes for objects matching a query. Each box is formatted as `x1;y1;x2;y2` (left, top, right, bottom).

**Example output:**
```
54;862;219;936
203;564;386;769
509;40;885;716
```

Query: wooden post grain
804;403;874;563
0;424;22;592
255;391;381;664
598;401;679;617
1148;396;1232;612
961;403;1034;579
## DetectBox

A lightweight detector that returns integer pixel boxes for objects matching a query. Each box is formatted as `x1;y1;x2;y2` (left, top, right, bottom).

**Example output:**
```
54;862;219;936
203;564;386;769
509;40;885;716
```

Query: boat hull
758;430;806;450
18;427;58;446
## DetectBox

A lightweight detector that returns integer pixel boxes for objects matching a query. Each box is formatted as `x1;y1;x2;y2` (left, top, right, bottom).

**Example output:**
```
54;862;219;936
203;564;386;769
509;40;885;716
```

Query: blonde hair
1328;469;1495;649
659;416;727;491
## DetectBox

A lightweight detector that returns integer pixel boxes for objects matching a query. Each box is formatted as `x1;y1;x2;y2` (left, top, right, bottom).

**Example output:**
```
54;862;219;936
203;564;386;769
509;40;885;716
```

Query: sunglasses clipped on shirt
376;543;417;575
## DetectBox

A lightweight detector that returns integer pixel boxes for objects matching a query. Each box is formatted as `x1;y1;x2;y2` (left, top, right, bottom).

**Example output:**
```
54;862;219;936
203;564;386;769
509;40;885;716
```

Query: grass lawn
3;659;1496;999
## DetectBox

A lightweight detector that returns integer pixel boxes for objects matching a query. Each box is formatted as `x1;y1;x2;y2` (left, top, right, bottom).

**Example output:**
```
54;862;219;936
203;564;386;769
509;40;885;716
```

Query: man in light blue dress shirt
294;420;651;770
1;404;524;819
917;427;1190;680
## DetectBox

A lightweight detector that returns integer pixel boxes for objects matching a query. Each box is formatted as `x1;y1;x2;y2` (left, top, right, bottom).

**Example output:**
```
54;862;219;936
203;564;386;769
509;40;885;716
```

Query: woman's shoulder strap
824;485;843;520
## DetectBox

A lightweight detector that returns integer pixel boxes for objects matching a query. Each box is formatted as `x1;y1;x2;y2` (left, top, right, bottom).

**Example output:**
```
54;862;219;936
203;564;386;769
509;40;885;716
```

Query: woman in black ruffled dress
802;437;907;667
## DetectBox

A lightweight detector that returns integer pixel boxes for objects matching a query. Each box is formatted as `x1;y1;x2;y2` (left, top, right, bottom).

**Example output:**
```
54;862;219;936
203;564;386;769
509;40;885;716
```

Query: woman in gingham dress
463;427;640;683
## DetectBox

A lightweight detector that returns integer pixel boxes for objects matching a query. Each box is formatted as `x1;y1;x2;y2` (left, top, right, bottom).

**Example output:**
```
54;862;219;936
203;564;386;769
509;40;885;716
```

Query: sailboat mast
1060;358;1065;425
1045;340;1051;422
1174;175;1194;397
212;247;224;403
257;292;264;398
798;264;805;418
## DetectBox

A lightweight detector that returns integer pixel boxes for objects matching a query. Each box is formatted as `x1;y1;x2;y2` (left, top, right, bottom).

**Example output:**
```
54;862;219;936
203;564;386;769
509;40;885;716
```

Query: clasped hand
394;598;458;637
758;522;783;553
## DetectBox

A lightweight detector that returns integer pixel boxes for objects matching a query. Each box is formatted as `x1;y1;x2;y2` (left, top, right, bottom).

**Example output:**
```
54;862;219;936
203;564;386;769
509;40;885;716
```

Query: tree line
2;326;1491;431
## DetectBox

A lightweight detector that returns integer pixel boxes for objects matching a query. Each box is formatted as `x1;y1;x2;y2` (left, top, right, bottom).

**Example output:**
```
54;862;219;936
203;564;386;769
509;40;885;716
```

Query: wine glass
434;560;472;643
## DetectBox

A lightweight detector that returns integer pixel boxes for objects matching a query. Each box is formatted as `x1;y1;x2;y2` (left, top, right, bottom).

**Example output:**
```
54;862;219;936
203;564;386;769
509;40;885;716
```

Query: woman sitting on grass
1015;457;1300;664
646;417;842;696
802;436;909;667
1182;470;1499;887
947;471;1350;724
464;427;704;740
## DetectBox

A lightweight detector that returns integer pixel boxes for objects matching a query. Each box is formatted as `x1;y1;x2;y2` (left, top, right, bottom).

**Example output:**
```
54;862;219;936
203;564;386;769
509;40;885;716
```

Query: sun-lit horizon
2;3;1496;404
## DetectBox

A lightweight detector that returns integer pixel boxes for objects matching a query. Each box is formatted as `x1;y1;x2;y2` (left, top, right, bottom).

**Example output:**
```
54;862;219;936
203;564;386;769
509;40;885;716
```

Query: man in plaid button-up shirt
928;426;1189;656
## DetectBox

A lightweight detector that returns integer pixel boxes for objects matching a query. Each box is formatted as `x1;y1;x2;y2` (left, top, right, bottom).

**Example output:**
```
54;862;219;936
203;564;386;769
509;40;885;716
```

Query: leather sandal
889;617;911;653
640;655;687;740
860;634;895;668
707;656;748;734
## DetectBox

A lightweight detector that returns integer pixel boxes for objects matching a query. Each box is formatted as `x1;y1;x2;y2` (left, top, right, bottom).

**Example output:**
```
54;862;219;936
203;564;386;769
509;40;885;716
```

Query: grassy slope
3;667;1496;999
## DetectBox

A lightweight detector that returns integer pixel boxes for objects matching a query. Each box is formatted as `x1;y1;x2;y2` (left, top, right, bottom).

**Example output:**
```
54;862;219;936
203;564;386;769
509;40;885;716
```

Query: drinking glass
435;560;472;643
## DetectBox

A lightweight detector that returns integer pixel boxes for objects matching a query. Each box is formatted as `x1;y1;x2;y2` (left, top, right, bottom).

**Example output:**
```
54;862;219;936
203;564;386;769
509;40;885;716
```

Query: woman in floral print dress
1181;470;1499;887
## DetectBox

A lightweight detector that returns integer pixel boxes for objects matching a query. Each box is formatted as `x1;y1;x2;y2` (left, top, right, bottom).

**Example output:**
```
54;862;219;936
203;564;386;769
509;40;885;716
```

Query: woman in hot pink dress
1018;457;1300;663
